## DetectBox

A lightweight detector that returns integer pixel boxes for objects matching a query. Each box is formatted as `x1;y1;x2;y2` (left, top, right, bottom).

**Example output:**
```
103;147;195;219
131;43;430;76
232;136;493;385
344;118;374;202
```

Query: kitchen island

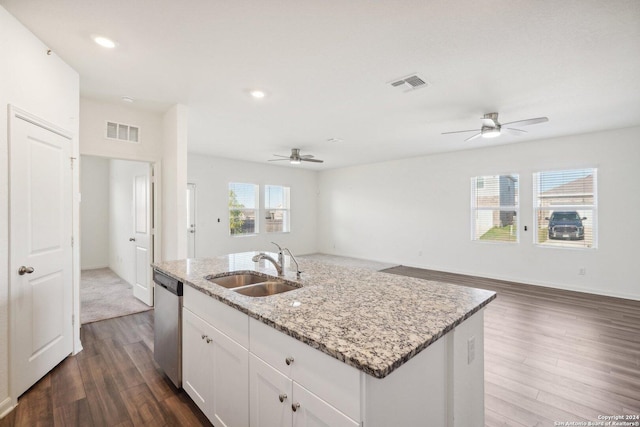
153;252;496;427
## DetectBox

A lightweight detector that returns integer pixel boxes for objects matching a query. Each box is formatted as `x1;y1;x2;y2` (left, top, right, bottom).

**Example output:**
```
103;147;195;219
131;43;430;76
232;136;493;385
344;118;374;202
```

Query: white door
9;107;73;398
132;167;153;305
187;183;196;258
250;354;293;427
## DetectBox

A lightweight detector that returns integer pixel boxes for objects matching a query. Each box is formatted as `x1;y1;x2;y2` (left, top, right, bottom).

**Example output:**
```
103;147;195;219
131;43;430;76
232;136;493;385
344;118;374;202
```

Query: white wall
317;127;640;300
109;160;149;284
162;105;189;261
0;5;80;415
188;154;318;257
80;156;110;269
80;97;164;160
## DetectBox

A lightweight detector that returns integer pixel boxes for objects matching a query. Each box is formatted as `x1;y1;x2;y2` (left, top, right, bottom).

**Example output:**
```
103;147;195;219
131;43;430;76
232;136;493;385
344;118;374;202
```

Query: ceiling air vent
389;74;429;92
106;121;140;143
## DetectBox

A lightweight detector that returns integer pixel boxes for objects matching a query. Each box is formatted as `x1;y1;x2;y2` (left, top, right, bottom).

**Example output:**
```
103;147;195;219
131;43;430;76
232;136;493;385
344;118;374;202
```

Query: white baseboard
80;264;108;271
401;262;640;302
0;396;16;420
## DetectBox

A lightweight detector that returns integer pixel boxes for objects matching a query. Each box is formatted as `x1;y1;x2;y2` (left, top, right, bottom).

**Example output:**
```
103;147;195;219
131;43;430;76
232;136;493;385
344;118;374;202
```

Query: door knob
129;237;136;242
279;393;287;402
291;402;300;412
18;266;34;275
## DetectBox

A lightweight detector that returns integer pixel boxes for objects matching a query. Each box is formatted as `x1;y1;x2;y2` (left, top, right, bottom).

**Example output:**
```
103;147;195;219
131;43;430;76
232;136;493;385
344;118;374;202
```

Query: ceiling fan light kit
443;112;549;142
269;148;324;165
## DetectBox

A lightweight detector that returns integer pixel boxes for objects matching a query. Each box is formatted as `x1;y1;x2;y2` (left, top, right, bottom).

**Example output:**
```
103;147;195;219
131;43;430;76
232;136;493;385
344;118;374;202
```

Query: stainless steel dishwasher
153;270;183;388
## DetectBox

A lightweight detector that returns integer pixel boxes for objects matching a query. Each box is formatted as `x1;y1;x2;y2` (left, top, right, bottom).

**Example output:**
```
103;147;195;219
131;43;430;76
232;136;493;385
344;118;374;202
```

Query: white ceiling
3;0;640;169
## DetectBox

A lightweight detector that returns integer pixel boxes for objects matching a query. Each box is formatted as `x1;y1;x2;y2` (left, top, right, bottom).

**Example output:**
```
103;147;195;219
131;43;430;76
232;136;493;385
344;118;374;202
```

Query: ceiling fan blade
501;117;548;127
300;154;315;159
268;158;290;162
464;133;483;142
503;127;527;136
301;158;324;163
272;154;290;158
442;129;480;135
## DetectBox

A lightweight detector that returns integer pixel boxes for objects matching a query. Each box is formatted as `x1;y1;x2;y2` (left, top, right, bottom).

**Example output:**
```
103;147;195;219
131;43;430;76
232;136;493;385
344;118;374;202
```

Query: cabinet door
250;354;293;427
210;326;249;427
182;308;214;418
292;383;359;427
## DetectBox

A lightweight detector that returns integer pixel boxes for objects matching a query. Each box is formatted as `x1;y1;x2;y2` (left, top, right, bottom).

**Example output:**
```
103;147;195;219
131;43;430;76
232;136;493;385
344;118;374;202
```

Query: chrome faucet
252;242;302;279
271;242;285;268
251;252;284;276
283;247;302;279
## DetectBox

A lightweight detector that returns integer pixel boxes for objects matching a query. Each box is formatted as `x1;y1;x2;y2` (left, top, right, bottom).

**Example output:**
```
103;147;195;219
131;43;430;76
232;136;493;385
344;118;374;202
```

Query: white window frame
470;174;519;243
264;185;291;234
228;182;259;236
533;168;598;249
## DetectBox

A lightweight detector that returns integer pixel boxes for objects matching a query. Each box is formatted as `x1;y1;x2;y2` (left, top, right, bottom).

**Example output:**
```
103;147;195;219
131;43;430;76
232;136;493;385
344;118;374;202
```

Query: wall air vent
106;121;140;143
389;74;429;92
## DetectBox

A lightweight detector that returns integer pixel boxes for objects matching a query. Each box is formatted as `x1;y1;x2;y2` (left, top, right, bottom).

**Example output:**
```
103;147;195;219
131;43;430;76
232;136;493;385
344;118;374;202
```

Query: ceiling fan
442;112;549;142
269;148;324;164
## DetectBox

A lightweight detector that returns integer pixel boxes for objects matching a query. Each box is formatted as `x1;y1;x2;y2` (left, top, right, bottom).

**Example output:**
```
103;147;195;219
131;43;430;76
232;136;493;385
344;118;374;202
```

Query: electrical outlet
468;336;476;364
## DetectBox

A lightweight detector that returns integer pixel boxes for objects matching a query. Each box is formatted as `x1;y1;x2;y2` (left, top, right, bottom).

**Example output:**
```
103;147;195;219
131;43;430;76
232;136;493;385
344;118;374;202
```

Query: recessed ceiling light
250;90;266;99
121;96;135;103
93;35;117;49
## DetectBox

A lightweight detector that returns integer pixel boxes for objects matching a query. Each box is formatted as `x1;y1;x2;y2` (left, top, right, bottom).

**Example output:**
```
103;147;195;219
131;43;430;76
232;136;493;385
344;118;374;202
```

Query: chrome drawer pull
285;357;294;365
279;393;287;402
292;402;300;412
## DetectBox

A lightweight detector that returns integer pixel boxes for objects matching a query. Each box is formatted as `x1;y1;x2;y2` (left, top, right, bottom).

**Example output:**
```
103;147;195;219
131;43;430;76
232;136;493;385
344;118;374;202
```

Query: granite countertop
153;252;496;379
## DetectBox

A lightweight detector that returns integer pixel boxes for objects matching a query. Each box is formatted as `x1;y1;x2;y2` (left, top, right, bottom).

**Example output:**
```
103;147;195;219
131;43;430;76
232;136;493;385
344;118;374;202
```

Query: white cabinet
250;353;292;427
249;318;360;421
182;307;213;412
182;307;249;427
250;354;358;427
181;285;486;427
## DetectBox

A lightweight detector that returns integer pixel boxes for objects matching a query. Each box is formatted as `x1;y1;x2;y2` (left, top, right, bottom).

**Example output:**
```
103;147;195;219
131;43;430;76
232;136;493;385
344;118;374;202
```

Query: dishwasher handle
153;270;183;296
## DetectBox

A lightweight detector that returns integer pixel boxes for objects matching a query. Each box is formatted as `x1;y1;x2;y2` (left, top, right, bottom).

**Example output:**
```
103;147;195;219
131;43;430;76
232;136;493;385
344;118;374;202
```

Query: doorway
79;155;156;324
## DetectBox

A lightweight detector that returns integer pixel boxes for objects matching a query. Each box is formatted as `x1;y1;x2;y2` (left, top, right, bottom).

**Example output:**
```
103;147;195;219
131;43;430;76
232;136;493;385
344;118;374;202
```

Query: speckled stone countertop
153;252;496;379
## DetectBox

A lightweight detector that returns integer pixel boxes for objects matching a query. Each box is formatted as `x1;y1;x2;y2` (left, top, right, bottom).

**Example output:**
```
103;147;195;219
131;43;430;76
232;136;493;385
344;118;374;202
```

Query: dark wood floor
383;266;640;427
0;311;212;427
2;269;639;427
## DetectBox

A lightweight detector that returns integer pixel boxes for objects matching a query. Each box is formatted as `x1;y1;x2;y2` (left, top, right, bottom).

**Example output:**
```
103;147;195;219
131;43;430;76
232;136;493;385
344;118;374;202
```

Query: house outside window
265;185;290;233
229;182;258;235
471;174;519;243
533;168;597;249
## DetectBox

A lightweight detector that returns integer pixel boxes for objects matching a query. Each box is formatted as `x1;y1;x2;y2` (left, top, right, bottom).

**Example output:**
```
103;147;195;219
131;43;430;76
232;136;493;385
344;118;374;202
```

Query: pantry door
9;106;73;398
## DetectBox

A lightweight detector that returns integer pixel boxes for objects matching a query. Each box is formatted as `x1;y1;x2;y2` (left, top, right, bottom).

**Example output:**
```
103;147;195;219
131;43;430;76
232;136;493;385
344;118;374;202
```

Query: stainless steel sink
207;273;266;288
234;281;299;297
207;272;300;297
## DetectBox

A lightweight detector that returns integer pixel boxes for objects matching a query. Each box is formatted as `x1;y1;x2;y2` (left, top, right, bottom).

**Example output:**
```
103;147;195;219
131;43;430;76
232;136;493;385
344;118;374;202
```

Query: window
471;174;519;242
229;182;258;235
265;185;290;233
533;168;597;249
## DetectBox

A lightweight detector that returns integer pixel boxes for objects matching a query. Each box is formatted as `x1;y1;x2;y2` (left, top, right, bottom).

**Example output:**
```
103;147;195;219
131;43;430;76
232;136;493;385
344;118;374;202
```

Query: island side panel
363;336;447;427
451;308;485;427
363;308;486;427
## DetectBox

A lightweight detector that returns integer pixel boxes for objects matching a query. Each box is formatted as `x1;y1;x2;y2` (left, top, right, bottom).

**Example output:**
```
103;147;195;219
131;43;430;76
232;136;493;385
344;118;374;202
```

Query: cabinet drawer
250;318;361;421
184;285;249;348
